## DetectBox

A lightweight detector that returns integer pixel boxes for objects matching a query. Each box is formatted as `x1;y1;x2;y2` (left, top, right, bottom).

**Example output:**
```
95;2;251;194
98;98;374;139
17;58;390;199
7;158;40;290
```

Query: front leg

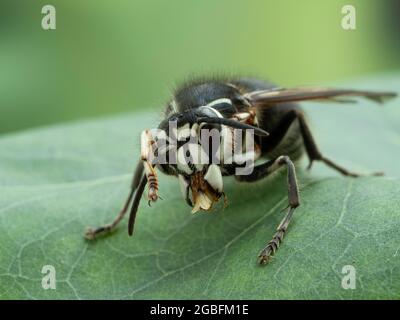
85;159;144;239
236;155;300;265
141;129;160;204
85;128;159;240
263;109;383;177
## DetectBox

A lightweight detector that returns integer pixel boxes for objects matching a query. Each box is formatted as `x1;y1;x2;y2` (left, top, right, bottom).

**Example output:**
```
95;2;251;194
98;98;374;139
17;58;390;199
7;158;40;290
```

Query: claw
258;252;273;265
84;227;96;240
258;245;275;265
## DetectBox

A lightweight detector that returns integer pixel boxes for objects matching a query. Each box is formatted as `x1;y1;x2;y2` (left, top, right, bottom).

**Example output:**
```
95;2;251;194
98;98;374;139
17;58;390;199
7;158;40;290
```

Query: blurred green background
0;0;399;134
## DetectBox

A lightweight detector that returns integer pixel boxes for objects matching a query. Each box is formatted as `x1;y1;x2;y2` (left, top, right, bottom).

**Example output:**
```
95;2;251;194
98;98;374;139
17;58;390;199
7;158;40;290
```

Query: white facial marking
199;105;224;119
190;143;208;171
190;123;199;137
177;146;193;174
204;164;223;193
177;123;191;140
177;143;208;173
205;98;232;109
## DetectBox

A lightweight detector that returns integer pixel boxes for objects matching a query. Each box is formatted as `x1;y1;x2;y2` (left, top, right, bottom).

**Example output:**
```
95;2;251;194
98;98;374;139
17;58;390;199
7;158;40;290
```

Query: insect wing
244;87;397;105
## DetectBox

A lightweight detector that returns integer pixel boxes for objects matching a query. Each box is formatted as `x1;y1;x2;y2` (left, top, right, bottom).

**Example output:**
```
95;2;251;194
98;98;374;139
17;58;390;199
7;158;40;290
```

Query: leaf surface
0;74;399;299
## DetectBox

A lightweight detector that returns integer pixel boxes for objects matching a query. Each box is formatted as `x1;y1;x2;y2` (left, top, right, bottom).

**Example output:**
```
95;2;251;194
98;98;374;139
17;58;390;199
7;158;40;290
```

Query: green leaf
0;74;399;299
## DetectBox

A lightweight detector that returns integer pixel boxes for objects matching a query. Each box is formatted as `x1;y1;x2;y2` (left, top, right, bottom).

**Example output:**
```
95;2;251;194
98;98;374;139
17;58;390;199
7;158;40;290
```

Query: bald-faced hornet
85;78;396;265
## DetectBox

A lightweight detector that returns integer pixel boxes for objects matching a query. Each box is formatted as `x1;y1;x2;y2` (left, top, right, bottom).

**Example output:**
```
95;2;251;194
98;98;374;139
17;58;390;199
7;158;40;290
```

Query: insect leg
128;175;148;235
236;156;300;265
263;109;382;177
85;159;144;239
141;130;160;204
294;111;383;176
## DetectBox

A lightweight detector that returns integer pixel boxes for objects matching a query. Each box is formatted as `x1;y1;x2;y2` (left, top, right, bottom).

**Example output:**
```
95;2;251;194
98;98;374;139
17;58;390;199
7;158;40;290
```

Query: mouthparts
190;172;220;212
